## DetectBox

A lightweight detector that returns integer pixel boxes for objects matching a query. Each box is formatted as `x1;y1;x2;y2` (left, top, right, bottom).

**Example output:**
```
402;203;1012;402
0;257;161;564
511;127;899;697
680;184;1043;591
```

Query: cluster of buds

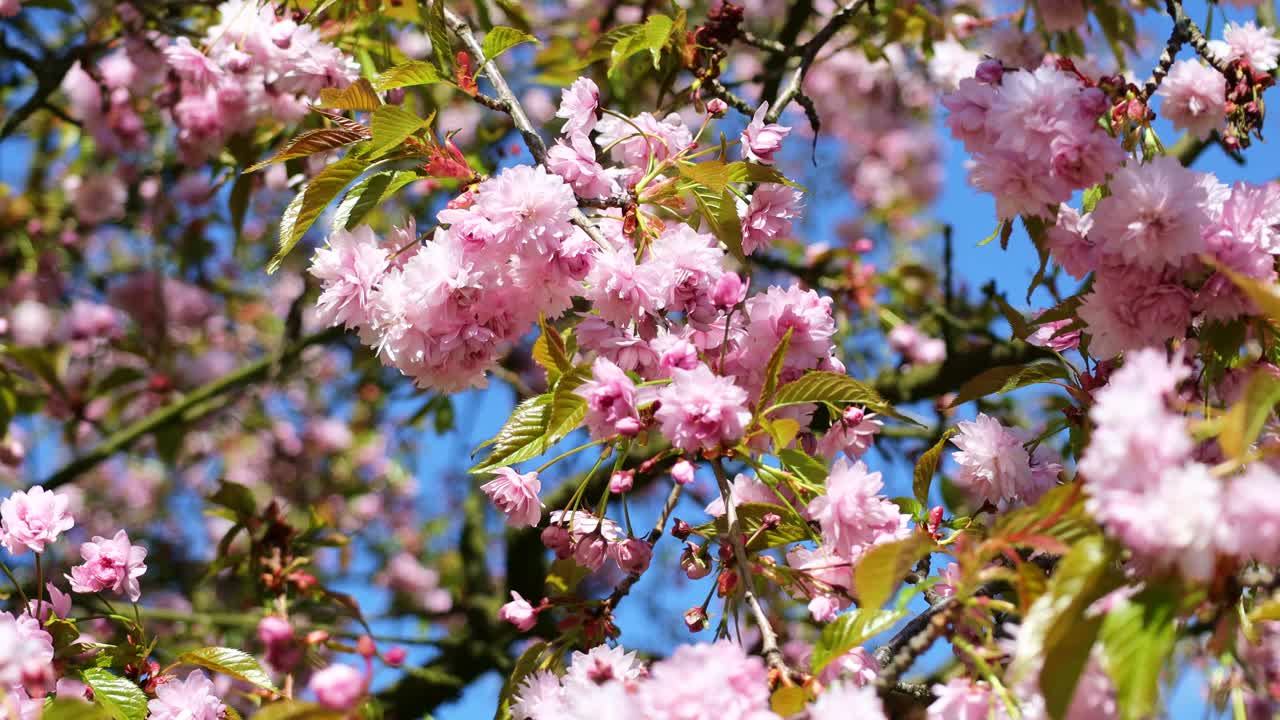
1222;58;1274;150
683;0;744;82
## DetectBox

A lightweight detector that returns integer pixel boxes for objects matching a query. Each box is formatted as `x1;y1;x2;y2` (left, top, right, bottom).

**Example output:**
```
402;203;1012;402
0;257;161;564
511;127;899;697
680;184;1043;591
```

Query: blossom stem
34;553;43;611
534;438;607;474
710;458;787;675
0;562;28;608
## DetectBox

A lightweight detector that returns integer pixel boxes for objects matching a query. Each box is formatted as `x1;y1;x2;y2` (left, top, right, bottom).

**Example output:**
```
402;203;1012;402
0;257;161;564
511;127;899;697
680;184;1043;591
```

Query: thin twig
442;7;608;247
767;0;870;123
602;483;684;610
712;458;787;674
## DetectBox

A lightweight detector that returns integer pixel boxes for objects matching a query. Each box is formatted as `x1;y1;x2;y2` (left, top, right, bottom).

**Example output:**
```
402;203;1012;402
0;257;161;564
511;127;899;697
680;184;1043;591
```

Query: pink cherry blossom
951;414;1060;507
654;364;751;453
704;473;782;517
817;406;883;460
740;185;803;255
556;77;600;136
1088;157;1211;268
637;640;777;720
807;458;911;560
546;133;616;199
817;646;878;687
610;538;653;575
1210;21;1280;72
0;612;54;689
1157;60;1227;140
499;591;538;631
147;671;225;720
309;663;367;710
577;357;642;440
67;529;148;602
928;679;999;720
1077;264;1193;358
808;681;886;720
0;486;75;555
741;102;791;164
480;468;543;528
310;225;389;330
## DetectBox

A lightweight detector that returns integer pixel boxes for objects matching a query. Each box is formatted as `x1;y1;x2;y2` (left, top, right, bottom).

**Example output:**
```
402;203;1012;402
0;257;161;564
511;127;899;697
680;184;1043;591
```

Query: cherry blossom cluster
0;486;170;716
509;640;887;720
1080;348;1280;579
59;1;358;168
943;60;1123;220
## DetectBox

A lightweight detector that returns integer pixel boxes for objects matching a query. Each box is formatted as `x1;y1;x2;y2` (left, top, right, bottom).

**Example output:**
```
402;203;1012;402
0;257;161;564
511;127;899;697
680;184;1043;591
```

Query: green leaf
373;60;445;91
994;483;1097;548
368;105;427;158
852;533;932;613
494;641;550;720
471;395;552;472
332;169;420;232
1081;184;1107;213
757;327;793;410
43;699;110;720
1099;583;1179;720
482;26;539;64
949;362;1069;407
245;127;369;173
1219;367;1280;460
0;383;15;437
609;14;674;75
80;668;148;720
777;448;828;487
810;608;907;675
699;503;810;551
426;0;454;76
770;370;909;422
175;646;277;692
1008;536;1123;720
269;157;374;274
544;367;590;449
209;481;256;519
913;428;956;505
253;701;346;720
533;317;573;376
316;78;382;111
677;161;802;193
689;183;745;265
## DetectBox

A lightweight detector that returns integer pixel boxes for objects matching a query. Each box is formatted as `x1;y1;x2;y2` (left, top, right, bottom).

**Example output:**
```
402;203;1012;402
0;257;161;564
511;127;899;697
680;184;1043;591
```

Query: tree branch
442;6;609;247
39;327;344;490
712;458;787;674
767;0;870;123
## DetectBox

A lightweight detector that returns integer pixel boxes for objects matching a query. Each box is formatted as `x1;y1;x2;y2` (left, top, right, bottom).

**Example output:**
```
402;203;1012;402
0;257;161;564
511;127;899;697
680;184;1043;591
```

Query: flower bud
498;591;538;631
309;664;366;711
384;646;407;666
609;470;634;494
574;534;608;571
670;459;695;486
680;543;711;580
706;98;728;116
711;272;747;308
356;635;377;659
671;519;692;540
612;538;653;575
684;606;709;632
541;524;573;558
256;615;293;648
808;595;839;623
975;59;1004;85
305;629;330;645
0;438;24;467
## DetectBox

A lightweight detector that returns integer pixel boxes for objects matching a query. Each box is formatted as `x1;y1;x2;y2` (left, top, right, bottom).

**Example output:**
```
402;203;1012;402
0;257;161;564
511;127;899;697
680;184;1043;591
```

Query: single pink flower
0;486;75;555
498;591;538;631
147;671;225;720
741;102;791;164
309;664;367;710
480;468;543;528
66;529;148;602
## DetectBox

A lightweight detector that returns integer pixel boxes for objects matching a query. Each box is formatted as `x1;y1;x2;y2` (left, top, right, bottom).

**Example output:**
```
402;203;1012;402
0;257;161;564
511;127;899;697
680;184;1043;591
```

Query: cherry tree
2;0;1280;718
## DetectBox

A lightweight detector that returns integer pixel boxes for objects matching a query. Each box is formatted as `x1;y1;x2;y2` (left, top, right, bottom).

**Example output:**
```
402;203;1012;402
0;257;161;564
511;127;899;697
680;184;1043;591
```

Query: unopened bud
680;543;711;580
671;519;692;540
356;635;376;659
706;98;728;116
609;470;634;494
384;646;407;666
684;606;709;632
974;59;1004;85
671;459;696;486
